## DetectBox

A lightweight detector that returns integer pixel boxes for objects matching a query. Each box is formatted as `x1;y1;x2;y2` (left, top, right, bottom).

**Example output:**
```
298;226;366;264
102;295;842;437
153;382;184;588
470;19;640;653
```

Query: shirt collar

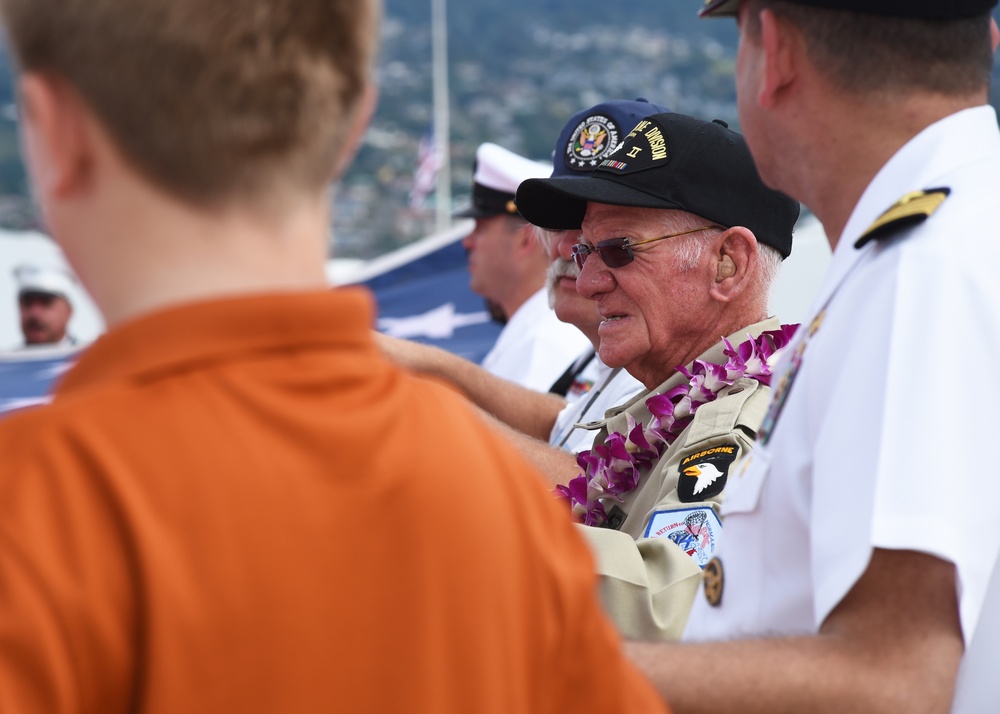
56;289;376;399
807;106;1000;320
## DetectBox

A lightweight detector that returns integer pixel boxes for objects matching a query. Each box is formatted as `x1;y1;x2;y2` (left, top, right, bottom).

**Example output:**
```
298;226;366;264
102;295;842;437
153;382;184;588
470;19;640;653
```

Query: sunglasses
571;225;721;270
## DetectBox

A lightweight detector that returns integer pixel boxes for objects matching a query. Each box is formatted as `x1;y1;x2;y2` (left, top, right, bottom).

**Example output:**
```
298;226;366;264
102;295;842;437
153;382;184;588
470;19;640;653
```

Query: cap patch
566;114;621;172
677;445;737;503
643;506;722;568
596;117;670;174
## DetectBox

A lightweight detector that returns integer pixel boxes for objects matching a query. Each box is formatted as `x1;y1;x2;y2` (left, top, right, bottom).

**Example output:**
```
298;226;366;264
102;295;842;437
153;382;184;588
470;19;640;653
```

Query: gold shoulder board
854;187;950;249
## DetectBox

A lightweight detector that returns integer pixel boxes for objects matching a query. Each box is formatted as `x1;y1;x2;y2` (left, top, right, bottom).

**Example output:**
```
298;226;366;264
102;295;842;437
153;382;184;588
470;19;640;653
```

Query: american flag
408;132;441;210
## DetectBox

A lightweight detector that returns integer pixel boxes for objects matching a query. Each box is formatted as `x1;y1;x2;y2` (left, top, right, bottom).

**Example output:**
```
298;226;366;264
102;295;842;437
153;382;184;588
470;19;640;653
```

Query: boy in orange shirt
0;1;668;712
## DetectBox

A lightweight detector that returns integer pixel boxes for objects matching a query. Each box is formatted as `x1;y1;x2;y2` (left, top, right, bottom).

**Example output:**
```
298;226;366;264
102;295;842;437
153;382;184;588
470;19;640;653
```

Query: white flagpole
431;0;451;233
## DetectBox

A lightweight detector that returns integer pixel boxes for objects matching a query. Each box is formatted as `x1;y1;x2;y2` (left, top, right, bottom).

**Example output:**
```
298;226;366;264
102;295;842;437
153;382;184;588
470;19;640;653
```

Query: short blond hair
0;0;380;205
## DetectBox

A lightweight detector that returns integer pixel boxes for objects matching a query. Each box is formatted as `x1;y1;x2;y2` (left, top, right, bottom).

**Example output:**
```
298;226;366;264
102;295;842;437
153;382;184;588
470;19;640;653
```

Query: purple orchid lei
555;324;799;527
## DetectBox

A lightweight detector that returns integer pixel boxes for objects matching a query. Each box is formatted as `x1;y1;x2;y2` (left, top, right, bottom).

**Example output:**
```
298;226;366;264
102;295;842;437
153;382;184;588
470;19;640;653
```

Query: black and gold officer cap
700;0;997;18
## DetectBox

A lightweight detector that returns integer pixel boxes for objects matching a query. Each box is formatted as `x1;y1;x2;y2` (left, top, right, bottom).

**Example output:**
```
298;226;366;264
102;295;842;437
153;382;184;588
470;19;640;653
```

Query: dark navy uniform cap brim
700;0;997;18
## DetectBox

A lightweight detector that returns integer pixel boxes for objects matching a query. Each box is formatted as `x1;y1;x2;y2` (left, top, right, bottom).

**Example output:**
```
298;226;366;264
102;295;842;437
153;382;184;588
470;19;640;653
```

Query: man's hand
627;548;963;714
375;331;567;442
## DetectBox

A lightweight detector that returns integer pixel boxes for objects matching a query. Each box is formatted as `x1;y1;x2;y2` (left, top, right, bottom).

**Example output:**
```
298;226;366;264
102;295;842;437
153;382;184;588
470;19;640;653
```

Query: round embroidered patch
703;557;724;607
565;114;620;171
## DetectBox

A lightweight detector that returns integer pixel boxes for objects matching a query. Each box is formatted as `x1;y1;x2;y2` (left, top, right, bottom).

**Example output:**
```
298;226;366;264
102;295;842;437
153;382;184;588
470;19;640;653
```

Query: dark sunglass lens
596;238;634;268
571;244;590;270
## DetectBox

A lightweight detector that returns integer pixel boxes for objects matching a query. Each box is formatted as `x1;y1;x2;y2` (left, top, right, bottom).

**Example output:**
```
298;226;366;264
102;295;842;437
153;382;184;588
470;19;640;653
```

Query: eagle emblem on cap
567;115;620;170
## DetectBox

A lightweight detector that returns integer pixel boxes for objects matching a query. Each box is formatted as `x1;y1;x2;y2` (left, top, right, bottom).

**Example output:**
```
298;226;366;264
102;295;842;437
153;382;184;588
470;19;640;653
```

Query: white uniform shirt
549;359;643;453
480;288;590;392
683;106;1000;712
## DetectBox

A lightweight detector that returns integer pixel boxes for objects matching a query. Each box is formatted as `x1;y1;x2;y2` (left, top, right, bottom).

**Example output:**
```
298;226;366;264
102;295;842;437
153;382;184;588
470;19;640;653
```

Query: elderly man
514;111;800;641
455;142;589;391
14;265;76;347
625;1;1000;713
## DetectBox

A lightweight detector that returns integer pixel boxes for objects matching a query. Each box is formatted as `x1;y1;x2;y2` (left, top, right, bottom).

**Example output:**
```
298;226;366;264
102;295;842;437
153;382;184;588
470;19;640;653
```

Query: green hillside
0;4;997;256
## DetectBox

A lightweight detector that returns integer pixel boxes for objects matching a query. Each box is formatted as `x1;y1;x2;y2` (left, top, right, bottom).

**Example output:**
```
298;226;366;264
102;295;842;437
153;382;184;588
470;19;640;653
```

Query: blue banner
0;346;81;417
353;223;502;364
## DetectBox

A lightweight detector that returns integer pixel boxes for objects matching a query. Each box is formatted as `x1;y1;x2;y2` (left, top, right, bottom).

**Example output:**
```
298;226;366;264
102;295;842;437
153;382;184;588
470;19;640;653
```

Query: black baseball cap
515;112;800;258
699;0;997;18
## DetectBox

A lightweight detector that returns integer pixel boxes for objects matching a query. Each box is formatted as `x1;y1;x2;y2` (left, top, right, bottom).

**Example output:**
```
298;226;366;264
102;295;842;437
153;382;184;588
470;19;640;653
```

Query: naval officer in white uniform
626;1;1000;712
455;143;589;391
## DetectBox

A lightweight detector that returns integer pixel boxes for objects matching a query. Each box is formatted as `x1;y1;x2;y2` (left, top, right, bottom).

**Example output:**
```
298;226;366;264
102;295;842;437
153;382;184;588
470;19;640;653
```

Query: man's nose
576;250;615;299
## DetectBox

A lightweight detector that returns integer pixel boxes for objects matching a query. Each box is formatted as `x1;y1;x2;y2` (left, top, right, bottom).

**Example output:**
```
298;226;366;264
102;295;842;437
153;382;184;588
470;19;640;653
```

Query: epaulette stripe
854;187;950;249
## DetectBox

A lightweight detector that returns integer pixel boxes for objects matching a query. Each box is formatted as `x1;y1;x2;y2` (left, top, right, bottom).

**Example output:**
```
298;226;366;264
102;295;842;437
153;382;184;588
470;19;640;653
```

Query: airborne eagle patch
677;445;737;503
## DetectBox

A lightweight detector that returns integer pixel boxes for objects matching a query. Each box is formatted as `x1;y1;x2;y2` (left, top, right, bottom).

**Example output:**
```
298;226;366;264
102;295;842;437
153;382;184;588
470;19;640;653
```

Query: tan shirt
577;318;777;641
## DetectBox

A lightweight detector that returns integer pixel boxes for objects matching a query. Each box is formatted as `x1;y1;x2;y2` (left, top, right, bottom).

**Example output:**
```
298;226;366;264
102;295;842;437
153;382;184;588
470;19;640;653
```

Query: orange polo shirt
0;289;667;714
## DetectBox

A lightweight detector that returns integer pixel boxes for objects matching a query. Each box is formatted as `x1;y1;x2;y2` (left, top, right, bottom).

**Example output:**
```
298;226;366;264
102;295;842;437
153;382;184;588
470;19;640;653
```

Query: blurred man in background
455;142;589;390
14;264;75;347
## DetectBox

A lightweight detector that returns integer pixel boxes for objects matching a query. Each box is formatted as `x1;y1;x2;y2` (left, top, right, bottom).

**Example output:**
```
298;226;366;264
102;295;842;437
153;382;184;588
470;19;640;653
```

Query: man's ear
708;227;757;303
330;81;378;182
18;73;94;202
757;9;799;109
512;221;540;254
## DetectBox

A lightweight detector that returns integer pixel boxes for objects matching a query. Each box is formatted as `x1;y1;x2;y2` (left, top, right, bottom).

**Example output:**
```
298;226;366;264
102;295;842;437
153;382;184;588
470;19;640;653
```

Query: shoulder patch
643;507;722;568
677;444;737;503
854;187;950;249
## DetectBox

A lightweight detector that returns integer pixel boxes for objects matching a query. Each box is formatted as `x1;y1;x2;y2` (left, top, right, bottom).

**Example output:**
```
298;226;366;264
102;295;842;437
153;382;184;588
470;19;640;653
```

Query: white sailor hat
453;143;551;218
14;264;76;301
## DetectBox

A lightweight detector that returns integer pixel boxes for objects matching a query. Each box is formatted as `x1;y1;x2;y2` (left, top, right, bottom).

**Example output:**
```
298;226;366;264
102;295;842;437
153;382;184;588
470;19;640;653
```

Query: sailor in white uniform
454;143;590;391
626;1;1000;711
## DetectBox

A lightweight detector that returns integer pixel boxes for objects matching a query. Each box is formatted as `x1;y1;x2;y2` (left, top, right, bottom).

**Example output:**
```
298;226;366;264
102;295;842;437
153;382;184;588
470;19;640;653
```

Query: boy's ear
19;73;95;202
330;81;378;182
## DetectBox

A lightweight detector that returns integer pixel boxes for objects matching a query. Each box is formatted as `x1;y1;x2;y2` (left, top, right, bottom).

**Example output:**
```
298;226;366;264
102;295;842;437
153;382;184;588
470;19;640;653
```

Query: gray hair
533;224;556;253
663;213;783;307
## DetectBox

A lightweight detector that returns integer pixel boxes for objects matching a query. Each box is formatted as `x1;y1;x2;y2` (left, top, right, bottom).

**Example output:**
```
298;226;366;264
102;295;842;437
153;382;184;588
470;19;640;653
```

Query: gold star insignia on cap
703;557;724;607
505;199;518;214
854;187;950;249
